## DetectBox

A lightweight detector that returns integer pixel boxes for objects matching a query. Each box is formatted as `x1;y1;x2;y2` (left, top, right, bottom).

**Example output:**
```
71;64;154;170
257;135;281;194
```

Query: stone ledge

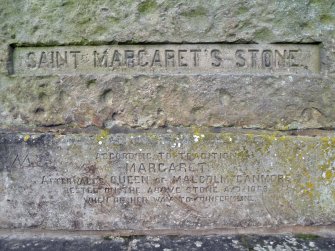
0;232;335;251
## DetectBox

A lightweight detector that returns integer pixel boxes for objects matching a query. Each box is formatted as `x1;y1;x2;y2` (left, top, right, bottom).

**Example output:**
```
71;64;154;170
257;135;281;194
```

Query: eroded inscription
37;149;290;207
12;44;320;75
1;132;334;230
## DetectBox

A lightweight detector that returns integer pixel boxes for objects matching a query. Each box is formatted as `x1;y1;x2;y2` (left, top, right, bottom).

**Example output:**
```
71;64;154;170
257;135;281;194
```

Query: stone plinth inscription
11;44;320;75
0;131;334;230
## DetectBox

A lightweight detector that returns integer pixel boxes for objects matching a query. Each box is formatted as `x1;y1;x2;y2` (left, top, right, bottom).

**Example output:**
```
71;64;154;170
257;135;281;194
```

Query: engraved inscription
12;44;320;75
1;133;334;229
37;149;290;207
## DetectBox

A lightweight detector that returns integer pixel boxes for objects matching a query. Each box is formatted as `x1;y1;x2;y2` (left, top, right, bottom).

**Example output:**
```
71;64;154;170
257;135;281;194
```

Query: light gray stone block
1;130;334;230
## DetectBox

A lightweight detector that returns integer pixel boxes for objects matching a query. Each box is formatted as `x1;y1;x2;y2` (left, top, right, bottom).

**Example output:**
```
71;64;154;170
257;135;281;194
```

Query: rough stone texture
0;0;334;130
2;74;335;130
1;0;335;244
1;130;335;230
1;234;335;251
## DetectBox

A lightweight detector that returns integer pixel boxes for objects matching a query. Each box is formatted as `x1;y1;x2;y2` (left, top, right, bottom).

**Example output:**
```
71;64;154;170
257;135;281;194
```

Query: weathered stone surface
1;74;335;130
1;0;335;243
1;130;335;230
1;1;334;47
0;0;335;130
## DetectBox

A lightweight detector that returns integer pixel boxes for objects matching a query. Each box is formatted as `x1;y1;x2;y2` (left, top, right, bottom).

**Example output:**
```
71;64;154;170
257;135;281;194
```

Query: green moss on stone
320;137;335;151
254;27;273;41
320;14;335;24
96;129;109;142
146;132;160;141
237;6;248;15
138;0;157;13
259;133;279;153
181;6;207;17
295;233;319;240
236;147;251;161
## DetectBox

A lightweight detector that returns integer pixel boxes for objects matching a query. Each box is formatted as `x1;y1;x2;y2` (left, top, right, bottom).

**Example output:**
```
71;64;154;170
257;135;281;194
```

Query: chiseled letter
235;49;246;67
26;52;36;68
211;49;222;67
93;50;108;67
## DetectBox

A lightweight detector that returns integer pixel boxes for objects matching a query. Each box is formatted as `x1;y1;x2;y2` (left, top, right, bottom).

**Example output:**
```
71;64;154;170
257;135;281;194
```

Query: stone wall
0;0;335;239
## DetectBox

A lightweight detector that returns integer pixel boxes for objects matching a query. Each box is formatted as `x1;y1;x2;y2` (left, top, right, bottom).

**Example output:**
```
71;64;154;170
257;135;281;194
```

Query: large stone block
0;0;335;237
1;130;334;230
0;1;334;130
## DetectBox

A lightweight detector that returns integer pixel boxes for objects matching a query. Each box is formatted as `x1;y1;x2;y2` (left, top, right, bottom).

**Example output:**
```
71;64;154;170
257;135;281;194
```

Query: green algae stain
170;150;178;158
295;233;319;241
94;25;107;34
325;170;333;180
23;135;30;142
147;132;160;141
192;126;202;137
320;137;335;151
306;181;314;190
299;180;321;200
319;161;329;172
259;133;279;153
246;133;254;141
320;14;335;24
236;147;250;161
237;6;248;15
318;137;335;181
96;129;109;142
254;27;273;41
278;135;287;142
220;132;234;144
138;0;157;13
181;6;207;17
190;126;208;144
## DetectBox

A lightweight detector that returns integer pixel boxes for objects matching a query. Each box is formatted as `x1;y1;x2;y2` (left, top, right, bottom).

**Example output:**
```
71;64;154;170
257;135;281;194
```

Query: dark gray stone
1;234;335;251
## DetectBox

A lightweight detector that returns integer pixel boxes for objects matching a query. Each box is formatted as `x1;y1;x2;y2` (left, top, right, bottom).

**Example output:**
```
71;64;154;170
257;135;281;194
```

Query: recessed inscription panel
0;132;334;230
12;44;320;75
